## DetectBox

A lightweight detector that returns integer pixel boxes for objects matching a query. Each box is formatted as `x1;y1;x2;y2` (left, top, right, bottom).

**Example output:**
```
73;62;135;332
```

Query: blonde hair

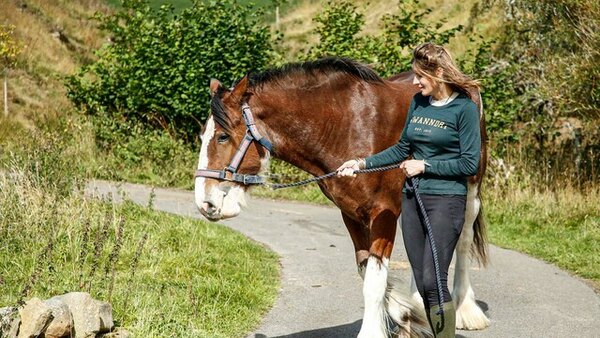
411;42;480;97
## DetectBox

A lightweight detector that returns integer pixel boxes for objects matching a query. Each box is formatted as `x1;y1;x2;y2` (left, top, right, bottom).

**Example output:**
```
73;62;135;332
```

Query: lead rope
268;163;402;189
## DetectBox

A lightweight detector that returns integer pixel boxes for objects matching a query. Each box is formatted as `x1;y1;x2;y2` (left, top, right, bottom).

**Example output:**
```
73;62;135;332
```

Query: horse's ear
209;78;222;97
230;75;249;103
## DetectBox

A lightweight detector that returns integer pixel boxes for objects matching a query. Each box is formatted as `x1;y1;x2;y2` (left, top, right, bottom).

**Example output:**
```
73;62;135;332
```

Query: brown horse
194;57;489;337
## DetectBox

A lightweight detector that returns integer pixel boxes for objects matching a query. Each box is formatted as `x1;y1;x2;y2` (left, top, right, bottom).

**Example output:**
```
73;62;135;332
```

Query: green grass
485;186;600;290
105;0;193;11
0;174;280;337
105;0;290;12
88;117;198;190
251;185;332;205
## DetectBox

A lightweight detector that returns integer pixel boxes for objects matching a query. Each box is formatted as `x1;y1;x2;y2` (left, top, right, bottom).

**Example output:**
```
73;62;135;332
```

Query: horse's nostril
203;201;218;213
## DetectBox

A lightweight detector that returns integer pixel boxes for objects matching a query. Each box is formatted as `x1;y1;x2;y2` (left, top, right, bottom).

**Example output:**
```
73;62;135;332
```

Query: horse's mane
248;57;384;88
210;57;383;132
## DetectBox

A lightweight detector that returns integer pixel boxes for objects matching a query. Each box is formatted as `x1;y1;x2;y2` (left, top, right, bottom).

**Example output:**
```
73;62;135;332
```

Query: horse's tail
472;90;489;266
472;186;488;266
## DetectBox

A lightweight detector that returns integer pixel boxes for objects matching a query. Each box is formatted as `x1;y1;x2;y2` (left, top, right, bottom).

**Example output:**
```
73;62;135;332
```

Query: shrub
66;0;275;139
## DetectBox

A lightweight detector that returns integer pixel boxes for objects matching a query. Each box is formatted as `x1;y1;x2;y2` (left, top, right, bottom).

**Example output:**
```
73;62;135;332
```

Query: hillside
0;0;109;126
277;0;503;60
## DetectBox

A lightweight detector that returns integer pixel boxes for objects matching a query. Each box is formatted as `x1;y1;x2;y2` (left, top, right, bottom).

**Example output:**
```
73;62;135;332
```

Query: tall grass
485;184;599;289
88;116;198;189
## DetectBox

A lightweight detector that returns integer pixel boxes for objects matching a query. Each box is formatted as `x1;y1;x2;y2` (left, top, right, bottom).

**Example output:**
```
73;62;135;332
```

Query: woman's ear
435;67;444;79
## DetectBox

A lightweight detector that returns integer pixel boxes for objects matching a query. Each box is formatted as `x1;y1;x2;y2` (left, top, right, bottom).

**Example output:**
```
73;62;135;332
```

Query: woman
337;42;481;338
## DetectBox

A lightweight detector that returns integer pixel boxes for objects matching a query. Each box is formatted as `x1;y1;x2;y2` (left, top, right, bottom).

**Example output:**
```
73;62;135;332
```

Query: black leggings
401;192;466;308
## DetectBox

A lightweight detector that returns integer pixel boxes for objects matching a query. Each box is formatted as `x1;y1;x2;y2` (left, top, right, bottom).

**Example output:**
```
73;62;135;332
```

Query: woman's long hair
412;42;480;98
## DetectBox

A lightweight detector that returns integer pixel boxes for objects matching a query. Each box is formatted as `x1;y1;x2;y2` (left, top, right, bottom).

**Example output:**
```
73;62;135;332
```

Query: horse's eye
217;133;230;144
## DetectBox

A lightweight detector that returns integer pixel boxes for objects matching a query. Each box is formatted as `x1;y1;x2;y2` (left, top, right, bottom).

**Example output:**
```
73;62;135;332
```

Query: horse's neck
252;80;403;177
253;93;336;176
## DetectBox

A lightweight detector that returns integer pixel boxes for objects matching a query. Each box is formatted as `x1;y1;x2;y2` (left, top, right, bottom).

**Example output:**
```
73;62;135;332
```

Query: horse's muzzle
199;201;222;221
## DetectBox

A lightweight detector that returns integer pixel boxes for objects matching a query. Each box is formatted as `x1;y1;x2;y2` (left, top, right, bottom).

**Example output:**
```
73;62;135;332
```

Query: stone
55;292;114;338
44;298;74;338
0;306;21;338
18;298;53;338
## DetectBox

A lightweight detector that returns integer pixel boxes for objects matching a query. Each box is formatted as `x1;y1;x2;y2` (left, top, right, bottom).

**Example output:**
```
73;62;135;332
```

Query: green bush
89;116;197;188
66;0;275;139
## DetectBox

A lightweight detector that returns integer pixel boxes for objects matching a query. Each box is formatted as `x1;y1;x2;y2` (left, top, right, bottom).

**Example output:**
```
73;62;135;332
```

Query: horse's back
387;70;415;84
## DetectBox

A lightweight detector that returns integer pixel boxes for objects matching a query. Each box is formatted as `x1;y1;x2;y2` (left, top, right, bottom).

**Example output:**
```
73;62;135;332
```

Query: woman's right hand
336;159;364;177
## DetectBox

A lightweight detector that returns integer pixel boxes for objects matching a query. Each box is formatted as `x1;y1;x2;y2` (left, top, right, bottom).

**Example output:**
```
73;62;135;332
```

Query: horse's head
195;76;271;221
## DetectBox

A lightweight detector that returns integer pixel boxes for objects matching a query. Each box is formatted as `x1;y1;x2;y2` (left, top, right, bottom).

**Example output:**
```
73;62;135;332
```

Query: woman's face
412;72;438;97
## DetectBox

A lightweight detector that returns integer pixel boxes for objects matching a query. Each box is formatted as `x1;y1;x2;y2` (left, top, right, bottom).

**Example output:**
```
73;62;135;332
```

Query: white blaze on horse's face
195;116;247;221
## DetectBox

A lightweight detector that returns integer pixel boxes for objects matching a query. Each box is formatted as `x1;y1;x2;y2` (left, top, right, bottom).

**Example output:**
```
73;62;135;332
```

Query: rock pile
0;292;129;338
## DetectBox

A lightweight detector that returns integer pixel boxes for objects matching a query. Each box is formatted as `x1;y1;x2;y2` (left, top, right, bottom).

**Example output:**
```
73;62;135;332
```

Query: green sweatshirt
365;92;481;195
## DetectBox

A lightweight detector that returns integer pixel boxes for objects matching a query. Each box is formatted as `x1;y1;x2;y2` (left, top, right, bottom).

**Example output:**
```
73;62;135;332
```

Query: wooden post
3;69;7;117
275;6;280;31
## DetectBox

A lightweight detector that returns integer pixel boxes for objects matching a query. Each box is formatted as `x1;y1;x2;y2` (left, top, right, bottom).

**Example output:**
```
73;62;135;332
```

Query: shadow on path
253;320;361;338
251;320;474;338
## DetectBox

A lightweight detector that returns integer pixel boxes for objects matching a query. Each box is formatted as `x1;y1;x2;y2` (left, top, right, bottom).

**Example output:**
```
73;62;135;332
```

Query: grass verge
0;172;280;337
251;185;332;205
485;186;600;290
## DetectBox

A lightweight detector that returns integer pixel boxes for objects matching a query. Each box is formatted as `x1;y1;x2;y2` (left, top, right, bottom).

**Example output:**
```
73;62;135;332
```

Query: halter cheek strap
242;103;272;152
195;103;272;185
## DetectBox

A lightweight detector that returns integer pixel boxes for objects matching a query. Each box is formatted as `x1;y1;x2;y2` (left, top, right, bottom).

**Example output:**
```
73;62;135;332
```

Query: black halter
194;103;272;185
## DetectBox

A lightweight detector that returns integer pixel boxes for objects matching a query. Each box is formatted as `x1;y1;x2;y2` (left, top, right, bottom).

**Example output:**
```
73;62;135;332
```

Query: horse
194;57;489;337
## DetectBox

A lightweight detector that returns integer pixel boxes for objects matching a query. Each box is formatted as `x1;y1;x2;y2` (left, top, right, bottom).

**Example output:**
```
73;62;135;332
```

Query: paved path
86;180;600;338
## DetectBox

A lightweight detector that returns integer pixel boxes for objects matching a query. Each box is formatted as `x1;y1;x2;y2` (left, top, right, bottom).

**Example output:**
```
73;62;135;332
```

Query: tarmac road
86;180;600;338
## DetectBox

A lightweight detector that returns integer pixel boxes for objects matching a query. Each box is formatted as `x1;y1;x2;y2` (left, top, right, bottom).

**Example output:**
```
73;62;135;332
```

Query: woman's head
411;42;479;98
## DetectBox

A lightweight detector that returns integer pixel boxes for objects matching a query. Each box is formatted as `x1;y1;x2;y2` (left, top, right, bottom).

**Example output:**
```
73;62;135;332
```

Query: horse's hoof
455;300;490;330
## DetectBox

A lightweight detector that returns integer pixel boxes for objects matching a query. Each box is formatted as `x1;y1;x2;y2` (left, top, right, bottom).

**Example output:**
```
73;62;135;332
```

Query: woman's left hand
400;160;425;177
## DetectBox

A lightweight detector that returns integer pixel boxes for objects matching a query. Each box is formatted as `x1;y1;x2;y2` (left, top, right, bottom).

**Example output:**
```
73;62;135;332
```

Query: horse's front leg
341;210;393;337
343;211;431;338
452;183;490;330
359;209;397;338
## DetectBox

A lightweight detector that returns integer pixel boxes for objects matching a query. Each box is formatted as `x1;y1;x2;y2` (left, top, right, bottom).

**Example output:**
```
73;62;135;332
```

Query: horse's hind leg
452;183;490;330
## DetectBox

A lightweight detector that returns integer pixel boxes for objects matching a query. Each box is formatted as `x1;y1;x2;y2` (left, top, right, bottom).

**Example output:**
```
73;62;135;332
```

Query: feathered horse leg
452;183;490;330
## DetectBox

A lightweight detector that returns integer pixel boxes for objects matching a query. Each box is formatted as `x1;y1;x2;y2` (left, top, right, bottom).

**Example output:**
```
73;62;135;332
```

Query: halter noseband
194;103;272;185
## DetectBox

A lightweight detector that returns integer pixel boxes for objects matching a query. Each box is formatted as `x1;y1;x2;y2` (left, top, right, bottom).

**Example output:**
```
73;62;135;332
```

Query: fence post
3;69;7;117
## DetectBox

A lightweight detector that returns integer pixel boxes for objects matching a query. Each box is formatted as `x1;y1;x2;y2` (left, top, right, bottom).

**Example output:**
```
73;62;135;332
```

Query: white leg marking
410;273;424;309
358;256;388;338
453;183;490;330
195;117;215;210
